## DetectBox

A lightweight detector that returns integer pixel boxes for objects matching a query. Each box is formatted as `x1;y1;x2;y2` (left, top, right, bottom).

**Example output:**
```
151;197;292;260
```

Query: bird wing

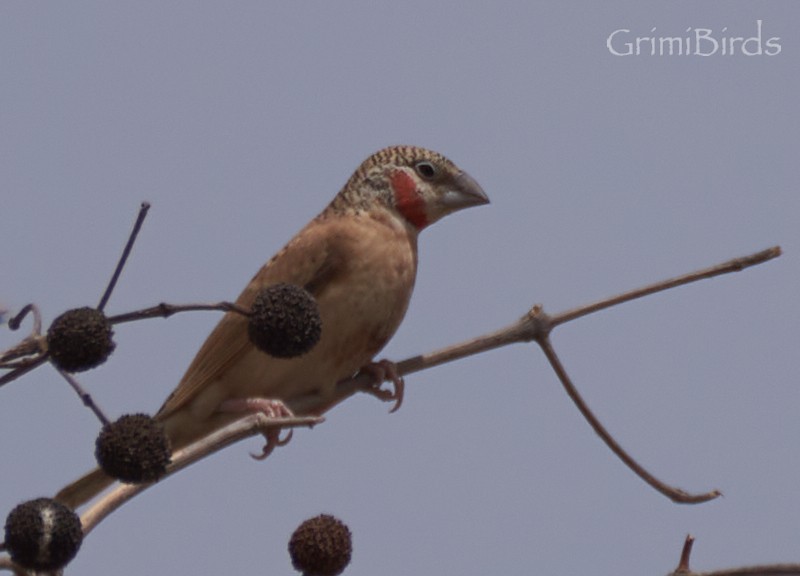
156;215;345;419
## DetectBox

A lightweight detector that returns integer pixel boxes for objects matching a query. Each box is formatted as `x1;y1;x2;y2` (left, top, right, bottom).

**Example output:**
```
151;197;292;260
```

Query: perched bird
56;145;489;508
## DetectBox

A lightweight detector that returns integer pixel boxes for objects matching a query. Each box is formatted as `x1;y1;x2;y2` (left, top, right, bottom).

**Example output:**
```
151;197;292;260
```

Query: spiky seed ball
46;307;115;372
95;414;171;483
4;498;83;571
248;283;322;358
288;514;352;576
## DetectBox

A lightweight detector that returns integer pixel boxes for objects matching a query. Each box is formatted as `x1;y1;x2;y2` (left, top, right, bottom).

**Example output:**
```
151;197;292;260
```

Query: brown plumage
55;145;489;508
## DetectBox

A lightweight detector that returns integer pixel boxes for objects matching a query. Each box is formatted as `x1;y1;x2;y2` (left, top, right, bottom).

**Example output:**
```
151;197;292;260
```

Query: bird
55;145;489;509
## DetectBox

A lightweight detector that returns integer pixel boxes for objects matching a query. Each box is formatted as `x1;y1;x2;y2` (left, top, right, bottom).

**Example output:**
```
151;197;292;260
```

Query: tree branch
79;413;323;534
290;246;781;503
77;245;780;530
0;245;786;573
667;534;800;575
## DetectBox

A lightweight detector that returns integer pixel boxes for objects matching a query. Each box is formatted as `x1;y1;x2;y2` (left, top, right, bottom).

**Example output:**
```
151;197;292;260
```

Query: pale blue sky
2;2;799;574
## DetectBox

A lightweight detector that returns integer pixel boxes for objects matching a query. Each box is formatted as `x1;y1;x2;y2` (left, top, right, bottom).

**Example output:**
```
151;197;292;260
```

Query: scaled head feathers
330;146;489;230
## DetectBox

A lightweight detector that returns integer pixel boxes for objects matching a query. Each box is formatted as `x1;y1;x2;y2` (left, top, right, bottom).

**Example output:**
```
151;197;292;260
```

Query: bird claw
358;359;405;413
250;428;293;461
218;397;296;460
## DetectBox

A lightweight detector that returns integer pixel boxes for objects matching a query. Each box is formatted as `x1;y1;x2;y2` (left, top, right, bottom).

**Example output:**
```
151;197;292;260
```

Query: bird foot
251;428;293;461
357;359;405;413
218;398;295;460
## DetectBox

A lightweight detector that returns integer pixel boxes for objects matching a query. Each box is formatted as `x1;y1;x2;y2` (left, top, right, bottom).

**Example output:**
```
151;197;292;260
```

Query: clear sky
1;2;798;575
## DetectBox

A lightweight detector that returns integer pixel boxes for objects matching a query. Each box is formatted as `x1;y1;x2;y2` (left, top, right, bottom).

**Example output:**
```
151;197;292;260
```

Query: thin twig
552;246;781;327
0;337;43;365
55;368;111;426
7;304;42;334
537;331;721;503
107;301;250;325
97;202;150;312
676;534;695;572
0;357;48;387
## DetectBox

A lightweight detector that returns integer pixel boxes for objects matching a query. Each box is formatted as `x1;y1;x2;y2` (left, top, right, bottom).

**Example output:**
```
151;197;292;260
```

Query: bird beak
440;171;490;211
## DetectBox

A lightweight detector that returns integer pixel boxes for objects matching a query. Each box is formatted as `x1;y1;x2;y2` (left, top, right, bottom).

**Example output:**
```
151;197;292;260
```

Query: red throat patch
390;170;428;230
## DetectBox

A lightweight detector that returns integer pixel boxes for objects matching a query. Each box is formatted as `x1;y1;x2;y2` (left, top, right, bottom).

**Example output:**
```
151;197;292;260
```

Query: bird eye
414;161;438;180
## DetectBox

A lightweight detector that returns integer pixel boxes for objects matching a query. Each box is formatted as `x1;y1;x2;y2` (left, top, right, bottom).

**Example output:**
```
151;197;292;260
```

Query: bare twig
1;304;45;370
7;304;42;334
0;338;43;366
97;202;150;312
676;533;695;572
55;368;111;426
108;301;250;325
552;246;781;327
0;357;48;387
539;331;720;503
0;306;46;386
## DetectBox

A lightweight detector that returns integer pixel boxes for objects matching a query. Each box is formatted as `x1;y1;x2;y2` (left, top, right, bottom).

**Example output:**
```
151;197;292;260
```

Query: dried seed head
4;498;83;571
248;284;322;358
95;413;171;483
47;307;115;372
288;514;352;576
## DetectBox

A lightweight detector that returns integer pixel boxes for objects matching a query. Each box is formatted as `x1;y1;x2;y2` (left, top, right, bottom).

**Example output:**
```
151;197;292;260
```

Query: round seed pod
95;413;171;483
248;284;321;358
288;514;352;576
4;497;83;571
47;307;115;372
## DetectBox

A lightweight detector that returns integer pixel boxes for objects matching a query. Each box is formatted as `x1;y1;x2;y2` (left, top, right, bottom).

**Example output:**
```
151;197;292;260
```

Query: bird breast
225;209;418;411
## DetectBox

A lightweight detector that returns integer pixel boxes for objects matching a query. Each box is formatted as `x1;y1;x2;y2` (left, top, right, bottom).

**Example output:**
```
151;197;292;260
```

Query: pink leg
357;359;405;413
218;398;295;460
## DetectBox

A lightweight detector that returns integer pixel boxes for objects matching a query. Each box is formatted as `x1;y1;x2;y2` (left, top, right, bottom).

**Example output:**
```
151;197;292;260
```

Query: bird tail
54;467;115;510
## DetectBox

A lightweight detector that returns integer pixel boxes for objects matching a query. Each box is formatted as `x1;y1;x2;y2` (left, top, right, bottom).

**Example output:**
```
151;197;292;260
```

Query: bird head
336;146;490;231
